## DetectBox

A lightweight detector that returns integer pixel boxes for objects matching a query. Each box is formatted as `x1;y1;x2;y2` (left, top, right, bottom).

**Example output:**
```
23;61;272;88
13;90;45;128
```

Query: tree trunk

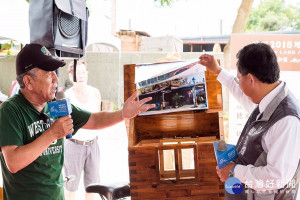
223;0;254;70
222;0;254;141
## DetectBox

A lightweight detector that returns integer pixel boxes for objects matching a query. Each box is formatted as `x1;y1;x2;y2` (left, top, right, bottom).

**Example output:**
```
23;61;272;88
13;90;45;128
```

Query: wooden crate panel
134;112;220;141
128;141;224;199
131;190;167;200
124;62;224;199
131;188;223;200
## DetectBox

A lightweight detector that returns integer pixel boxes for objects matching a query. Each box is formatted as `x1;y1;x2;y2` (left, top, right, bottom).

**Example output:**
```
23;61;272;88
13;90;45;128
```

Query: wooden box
124;62;224;200
116;30;143;52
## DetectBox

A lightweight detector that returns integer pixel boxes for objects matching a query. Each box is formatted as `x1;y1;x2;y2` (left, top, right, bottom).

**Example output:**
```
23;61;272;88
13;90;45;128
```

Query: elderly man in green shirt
0;43;154;200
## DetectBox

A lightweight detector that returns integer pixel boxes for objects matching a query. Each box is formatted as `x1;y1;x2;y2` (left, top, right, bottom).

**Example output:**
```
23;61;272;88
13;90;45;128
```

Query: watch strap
229;164;237;177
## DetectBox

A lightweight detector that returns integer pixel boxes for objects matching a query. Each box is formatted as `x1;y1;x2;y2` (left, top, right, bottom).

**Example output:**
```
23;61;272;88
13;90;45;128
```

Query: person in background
9;81;20;97
64;60;101;200
199;43;300;199
0;43;155;200
64;79;73;91
0;91;8;105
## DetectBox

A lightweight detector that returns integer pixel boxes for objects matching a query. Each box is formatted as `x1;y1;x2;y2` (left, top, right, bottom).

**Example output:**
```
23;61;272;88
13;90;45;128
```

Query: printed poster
136;60;208;115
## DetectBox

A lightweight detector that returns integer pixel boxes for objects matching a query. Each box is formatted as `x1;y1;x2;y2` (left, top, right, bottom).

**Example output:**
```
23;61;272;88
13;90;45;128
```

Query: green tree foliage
246;0;300;32
154;0;175;6
0;40;15;57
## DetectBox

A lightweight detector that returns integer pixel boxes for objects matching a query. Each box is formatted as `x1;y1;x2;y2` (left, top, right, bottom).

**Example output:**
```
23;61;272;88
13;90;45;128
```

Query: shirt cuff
234;164;247;182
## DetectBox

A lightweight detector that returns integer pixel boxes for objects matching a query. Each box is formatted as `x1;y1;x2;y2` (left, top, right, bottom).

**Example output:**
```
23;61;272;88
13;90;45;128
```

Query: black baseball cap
16;43;66;75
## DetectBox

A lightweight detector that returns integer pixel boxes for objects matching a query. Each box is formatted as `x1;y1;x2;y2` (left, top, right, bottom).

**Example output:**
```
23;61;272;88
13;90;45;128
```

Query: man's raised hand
122;91;155;119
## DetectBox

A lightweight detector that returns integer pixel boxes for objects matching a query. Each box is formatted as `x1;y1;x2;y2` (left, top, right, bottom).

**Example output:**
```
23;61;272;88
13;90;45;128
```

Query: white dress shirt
218;69;300;191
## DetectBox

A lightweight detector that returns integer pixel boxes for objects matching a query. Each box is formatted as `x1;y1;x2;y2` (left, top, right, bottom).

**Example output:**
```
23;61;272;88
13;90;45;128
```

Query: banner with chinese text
231;34;300;71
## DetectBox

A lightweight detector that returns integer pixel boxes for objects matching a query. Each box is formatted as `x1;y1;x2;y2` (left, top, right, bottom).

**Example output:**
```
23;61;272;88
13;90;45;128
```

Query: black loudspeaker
29;0;88;58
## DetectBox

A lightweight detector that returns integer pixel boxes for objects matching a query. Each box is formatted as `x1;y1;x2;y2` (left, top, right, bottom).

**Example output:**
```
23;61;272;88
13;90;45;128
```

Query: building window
183;44;191;52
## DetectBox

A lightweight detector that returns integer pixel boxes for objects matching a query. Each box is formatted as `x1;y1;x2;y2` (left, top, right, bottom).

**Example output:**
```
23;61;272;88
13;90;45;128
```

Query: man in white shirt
199;43;300;199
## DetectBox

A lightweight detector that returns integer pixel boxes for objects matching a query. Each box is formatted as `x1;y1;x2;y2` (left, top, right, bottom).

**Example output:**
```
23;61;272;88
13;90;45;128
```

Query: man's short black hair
236;43;280;84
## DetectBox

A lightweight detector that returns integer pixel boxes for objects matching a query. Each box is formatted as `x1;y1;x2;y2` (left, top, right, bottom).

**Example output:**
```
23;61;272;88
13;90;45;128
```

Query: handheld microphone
48;92;73;138
213;140;237;169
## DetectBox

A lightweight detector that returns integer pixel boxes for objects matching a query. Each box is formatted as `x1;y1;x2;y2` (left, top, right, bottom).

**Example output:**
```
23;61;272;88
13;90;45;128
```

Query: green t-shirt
0;91;91;200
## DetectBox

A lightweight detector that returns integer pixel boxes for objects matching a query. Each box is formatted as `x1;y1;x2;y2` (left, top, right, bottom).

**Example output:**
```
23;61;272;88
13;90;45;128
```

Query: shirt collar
258;81;284;114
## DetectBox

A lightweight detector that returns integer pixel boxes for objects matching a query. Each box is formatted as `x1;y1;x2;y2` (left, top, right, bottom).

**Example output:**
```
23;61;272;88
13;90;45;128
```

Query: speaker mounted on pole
29;0;89;58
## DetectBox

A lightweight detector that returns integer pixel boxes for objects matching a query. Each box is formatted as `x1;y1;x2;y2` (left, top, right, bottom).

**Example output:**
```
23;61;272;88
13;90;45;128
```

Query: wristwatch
229;164;237;177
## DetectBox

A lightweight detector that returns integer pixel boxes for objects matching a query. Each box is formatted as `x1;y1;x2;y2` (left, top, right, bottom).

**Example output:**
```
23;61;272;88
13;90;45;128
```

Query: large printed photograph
136;60;208;115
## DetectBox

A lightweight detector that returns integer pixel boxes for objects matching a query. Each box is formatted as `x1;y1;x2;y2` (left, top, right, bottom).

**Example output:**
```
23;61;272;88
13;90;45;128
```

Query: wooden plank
129;168;157;175
130;181;160;187
174;148;180;182
158;143;195;150
129;165;157;170
134;112;220;141
193;144;199;181
158;148;165;181
124;64;138;147
155;147;160;184
130;183;224;200
205;69;223;110
131;189;167;199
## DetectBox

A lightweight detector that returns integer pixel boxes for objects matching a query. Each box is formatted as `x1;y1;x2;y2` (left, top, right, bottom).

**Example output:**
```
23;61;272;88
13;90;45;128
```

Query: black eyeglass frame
40;112;52;130
234;76;239;84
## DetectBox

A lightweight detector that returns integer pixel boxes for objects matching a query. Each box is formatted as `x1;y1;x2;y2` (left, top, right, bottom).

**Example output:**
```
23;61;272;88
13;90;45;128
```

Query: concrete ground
69;121;130;200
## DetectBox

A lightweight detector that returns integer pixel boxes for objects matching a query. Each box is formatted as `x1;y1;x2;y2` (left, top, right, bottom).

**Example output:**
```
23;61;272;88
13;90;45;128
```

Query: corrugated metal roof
180;30;300;43
181;35;230;43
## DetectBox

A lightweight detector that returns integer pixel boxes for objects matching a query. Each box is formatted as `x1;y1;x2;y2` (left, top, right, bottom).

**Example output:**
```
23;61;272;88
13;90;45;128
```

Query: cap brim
37;57;66;72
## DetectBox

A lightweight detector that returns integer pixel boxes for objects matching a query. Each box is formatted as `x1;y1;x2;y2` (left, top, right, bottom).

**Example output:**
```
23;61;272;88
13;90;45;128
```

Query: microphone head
55;91;65;100
217;140;227;152
49;91;72;117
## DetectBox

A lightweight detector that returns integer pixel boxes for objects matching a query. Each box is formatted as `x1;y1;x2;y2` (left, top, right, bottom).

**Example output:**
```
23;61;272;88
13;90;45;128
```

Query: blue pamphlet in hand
213;141;237;169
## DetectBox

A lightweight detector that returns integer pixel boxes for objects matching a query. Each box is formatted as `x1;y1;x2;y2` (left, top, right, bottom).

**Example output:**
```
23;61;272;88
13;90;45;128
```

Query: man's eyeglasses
234;76;239;84
40;112;52;130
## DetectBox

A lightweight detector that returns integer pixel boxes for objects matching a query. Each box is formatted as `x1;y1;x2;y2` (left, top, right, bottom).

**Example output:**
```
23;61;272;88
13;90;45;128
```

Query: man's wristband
229;164;237;177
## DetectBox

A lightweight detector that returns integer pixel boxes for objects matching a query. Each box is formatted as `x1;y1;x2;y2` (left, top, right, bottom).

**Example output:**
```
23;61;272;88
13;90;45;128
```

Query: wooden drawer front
128;142;224;200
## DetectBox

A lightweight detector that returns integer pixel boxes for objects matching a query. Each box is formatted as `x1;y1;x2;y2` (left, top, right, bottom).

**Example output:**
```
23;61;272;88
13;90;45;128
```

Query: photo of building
138;62;208;115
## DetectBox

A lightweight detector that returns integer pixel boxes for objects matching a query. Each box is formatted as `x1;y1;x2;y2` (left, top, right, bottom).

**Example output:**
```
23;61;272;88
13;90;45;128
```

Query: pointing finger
140;104;156;112
139;97;152;105
127;91;139;101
